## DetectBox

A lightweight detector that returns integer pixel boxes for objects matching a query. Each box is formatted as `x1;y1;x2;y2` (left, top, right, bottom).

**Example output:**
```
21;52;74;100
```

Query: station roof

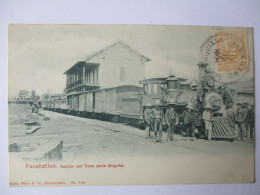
229;78;254;92
64;41;151;74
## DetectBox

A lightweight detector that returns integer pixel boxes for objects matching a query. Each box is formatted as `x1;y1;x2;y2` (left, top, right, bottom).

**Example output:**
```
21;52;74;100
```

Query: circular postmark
200;30;248;84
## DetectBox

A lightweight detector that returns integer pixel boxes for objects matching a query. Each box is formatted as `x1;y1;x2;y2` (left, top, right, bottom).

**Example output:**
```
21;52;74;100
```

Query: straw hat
190;80;198;87
186;102;194;110
205;103;211;109
236;102;243;106
146;103;151;107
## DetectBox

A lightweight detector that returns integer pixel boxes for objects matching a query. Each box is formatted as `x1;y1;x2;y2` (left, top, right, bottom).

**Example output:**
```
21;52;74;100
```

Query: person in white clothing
202;103;213;140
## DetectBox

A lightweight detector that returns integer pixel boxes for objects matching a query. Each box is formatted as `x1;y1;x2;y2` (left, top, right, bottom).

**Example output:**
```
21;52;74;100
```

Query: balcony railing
66;80;101;89
66;80;83;89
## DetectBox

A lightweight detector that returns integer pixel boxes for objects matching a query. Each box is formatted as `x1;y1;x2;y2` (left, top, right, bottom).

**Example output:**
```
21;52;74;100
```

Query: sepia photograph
8;24;255;186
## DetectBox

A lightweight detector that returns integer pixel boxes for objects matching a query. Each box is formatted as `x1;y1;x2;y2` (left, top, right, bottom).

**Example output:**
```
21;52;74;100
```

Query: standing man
202;103;213;140
151;101;164;143
236;102;247;141
243;103;249;138
165;106;176;141
144;103;153;139
247;104;255;140
31;103;35;113
181;102;194;137
222;86;234;110
225;102;236;135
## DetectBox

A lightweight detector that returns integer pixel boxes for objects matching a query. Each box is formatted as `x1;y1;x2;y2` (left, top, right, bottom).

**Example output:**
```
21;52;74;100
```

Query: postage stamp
200;29;249;84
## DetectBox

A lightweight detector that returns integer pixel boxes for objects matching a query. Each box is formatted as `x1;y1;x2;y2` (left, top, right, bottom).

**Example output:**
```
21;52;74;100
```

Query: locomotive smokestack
197;62;209;82
167;74;178;90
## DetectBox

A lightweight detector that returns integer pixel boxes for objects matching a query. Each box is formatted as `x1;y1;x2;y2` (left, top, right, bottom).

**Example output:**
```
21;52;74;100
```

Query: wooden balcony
66;80;83;89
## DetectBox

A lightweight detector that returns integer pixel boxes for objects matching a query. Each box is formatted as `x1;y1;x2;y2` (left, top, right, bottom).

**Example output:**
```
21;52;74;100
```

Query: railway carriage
49;97;55;111
41;99;48;109
54;96;61;112
67;85;142;122
59;95;68;113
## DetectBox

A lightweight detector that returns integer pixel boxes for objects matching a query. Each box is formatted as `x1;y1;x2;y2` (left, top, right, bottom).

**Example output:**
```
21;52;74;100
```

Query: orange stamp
200;29;249;84
215;30;248;72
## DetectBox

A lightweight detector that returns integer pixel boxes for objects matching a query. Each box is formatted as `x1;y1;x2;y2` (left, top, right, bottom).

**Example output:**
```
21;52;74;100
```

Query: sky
8;25;254;97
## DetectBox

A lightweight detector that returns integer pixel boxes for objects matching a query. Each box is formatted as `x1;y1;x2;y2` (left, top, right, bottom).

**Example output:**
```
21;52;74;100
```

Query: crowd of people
234;102;255;141
144;101;255;143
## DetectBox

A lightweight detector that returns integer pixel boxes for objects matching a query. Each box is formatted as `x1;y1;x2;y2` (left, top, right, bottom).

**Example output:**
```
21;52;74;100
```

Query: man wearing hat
144;103;153;139
236;102;247;140
151;100;164;143
190;80;198;91
181;102;195;137
243;103;249;138
225;102;236;135
165;106;176;141
222;86;234;110
246;104;255;140
202;103;213;140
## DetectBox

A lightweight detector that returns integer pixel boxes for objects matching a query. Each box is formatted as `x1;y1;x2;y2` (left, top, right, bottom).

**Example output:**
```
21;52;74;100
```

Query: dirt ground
8;104;254;158
8;104;255;184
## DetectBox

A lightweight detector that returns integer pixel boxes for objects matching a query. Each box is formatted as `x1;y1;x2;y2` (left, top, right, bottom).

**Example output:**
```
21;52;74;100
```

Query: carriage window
147;84;152;95
152;84;159;94
161;84;167;90
143;84;148;94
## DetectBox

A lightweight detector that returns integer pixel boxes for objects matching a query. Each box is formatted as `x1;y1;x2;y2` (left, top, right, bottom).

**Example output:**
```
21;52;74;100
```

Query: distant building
8;90;31;104
230;78;254;106
64;41;150;95
18;90;29;98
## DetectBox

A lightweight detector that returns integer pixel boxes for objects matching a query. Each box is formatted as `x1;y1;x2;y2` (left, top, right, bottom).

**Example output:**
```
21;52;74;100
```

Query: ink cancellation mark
200;30;248;84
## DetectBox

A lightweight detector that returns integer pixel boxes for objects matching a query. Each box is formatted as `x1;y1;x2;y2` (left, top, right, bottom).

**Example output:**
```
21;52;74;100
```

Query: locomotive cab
139;77;167;107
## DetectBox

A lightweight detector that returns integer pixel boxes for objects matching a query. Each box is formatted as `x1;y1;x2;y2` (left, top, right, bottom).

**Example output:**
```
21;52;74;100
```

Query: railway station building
230;78;254;107
64;41;150;95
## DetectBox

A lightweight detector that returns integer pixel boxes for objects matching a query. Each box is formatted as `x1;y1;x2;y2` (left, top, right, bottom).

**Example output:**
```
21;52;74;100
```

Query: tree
31;89;37;101
31;90;36;97
18;90;29;98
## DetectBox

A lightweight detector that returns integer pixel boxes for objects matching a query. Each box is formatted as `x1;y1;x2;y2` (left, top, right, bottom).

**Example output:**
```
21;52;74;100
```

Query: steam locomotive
42;62;235;140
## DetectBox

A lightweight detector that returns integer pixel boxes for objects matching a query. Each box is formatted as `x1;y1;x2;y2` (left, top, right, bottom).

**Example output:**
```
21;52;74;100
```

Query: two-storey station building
64;41;150;113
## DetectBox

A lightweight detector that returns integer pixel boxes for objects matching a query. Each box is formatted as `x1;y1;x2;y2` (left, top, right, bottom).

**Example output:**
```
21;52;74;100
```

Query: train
42;85;143;124
42;62;236;140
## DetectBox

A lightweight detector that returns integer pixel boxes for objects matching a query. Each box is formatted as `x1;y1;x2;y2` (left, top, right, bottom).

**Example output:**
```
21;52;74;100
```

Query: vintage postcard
8;24;254;186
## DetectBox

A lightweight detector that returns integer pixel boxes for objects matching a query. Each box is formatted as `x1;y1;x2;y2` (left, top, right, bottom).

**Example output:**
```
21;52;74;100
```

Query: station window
96;67;99;83
93;92;95;109
92;70;95;83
